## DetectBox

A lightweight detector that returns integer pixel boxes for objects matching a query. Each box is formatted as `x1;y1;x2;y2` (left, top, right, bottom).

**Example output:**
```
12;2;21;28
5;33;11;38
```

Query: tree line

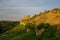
0;21;20;34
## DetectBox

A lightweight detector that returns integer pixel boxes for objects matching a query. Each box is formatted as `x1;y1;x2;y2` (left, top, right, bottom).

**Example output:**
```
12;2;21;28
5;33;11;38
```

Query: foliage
36;23;51;29
39;26;57;40
25;23;36;30
0;23;60;40
0;21;19;33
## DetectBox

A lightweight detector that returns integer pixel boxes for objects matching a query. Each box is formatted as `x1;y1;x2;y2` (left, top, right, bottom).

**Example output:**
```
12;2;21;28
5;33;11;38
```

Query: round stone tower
23;15;30;20
20;15;30;25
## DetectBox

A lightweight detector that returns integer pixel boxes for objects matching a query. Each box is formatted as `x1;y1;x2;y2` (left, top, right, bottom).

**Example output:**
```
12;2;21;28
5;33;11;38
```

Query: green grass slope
0;23;60;40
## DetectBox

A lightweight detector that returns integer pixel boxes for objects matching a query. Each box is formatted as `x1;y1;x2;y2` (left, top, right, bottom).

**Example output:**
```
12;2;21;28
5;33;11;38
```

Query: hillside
0;22;60;40
0;21;19;33
20;8;60;25
0;8;60;40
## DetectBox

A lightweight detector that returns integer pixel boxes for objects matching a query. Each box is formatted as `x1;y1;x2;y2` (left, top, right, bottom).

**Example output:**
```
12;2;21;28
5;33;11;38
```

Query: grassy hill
0;8;60;40
0;21;19;34
0;23;60;40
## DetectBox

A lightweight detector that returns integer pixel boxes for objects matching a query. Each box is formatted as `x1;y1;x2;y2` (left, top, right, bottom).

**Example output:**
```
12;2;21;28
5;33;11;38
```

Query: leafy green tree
36;23;50;29
0;27;3;34
38;25;57;40
0;21;19;33
25;23;35;30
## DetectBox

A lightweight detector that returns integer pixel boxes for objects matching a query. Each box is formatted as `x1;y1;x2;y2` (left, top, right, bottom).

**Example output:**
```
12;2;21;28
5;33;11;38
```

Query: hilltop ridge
20;8;60;25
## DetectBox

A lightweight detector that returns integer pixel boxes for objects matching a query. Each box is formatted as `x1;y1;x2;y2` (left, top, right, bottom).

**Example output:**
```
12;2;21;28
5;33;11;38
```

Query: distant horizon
0;0;60;21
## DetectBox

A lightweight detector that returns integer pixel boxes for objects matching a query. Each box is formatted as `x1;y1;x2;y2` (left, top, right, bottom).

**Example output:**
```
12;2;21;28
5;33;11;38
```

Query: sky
0;0;60;21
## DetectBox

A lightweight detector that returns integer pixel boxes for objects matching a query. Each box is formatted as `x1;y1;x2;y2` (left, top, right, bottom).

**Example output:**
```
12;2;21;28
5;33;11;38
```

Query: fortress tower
23;15;30;20
20;15;30;25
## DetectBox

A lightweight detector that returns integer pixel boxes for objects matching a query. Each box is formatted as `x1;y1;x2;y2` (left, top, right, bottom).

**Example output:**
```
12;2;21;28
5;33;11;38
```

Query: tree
38;25;57;40
0;26;3;34
36;23;50;29
36;23;50;36
25;23;35;32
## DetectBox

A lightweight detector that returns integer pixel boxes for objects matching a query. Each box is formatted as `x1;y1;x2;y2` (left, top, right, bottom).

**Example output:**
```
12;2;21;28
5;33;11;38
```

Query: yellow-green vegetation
0;21;19;33
0;23;60;40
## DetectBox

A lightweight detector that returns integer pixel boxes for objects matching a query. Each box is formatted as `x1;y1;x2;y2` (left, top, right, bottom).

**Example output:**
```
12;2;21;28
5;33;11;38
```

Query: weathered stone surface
20;8;60;25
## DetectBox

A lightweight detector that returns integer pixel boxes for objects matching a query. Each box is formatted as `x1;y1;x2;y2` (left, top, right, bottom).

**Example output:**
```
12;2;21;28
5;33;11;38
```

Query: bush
38;25;57;40
36;23;51;29
0;21;19;33
25;23;36;30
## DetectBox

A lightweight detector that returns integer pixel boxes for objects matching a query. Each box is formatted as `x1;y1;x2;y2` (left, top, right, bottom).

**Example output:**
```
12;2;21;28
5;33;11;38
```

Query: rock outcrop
20;8;60;25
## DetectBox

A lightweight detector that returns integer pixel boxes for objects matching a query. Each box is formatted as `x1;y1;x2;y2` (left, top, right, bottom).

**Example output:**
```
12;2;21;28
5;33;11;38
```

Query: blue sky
0;0;60;20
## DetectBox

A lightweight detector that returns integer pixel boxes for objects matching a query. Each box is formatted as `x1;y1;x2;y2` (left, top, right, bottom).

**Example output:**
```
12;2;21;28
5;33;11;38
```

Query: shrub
36;23;51;29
